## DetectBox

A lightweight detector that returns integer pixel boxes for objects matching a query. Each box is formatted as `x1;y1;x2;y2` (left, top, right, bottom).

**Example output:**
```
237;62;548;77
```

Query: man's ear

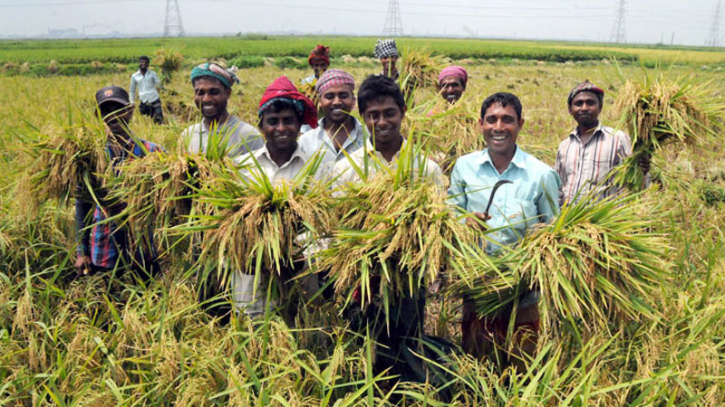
518;117;525;129
478;117;485;133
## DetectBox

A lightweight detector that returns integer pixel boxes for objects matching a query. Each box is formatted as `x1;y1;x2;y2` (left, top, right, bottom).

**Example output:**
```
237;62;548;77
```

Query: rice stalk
400;47;445;90
611;73;725;191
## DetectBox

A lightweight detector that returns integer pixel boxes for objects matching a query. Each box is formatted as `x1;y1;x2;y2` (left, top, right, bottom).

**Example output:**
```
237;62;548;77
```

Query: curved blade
484;180;513;215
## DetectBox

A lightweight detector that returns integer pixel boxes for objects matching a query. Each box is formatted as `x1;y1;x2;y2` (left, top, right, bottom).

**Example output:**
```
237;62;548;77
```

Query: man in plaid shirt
75;86;163;278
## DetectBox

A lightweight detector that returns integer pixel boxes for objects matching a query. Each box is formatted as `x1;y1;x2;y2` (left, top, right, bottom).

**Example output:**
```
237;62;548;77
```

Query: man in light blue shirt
448;92;560;360
129;56;163;124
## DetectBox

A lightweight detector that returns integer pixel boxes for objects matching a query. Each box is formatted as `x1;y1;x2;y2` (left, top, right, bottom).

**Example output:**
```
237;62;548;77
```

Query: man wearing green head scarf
181;62;263;158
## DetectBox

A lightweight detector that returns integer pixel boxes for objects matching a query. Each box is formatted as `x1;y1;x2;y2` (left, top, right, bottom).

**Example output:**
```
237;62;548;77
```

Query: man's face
319;85;356;125
380;56;397;75
99;101;133;136
569;91;601;128
362;96;406;146
439;76;465;103
311;60;329;78
193;77;231;121
480;102;523;157
260;108;301;152
139;58;149;71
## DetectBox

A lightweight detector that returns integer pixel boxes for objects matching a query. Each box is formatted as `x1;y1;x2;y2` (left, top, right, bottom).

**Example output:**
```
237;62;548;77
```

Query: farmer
332;75;444;189
75;86;163;278
231;76;320;319
301;44;330;86
374;39;399;81
555;81;649;205
129;55;164;124
332;74;445;381
438;65;468;104
181;62;263;158
448;92;560;362
299;69;365;172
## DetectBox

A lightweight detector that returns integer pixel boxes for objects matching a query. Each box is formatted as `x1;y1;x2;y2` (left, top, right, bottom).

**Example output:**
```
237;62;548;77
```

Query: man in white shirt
299;69;365;175
181;62;263;159
232;76;321;319
129;56;164;124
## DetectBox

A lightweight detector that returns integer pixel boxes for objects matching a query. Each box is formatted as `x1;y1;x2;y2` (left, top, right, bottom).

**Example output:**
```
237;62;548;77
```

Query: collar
201;114;238;133
569;122;604;140
364;135;406;161
254;142;308;167
479;146;526;171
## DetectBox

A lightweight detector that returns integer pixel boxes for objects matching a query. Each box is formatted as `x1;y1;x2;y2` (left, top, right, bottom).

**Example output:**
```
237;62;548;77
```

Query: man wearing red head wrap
438;65;468;104
231;76;321;319
302;44;331;86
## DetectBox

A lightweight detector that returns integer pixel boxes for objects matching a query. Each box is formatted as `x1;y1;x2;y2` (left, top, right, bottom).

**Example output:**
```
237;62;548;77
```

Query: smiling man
448;92;560;362
299;69;365;171
438;65;468;104
301;44;330;86
232;76;320;319
129;55;164;124
555;81;646;205
181;62;263;159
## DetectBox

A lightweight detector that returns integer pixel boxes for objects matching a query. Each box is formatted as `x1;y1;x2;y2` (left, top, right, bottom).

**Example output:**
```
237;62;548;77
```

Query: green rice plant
611;73;725;191
512;191;672;340
320;138;474;319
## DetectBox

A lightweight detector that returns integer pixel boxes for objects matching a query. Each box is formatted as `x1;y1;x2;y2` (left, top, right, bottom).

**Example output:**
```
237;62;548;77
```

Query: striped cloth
76;138;164;269
555;123;631;205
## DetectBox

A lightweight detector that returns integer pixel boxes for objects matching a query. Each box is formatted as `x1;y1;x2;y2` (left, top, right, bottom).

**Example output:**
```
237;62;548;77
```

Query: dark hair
258;100;303;126
480;92;523;120
568;90;604;107
357;75;406;115
139;55;150;62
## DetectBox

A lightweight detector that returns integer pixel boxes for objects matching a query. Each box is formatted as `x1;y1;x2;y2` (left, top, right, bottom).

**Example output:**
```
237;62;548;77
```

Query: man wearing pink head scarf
438;65;468;104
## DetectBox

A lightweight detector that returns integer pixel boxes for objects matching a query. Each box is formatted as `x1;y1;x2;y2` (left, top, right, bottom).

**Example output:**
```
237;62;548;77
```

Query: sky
0;0;722;46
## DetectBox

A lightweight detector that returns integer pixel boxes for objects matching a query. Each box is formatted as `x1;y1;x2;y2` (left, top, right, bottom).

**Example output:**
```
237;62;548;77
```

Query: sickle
483;180;513;216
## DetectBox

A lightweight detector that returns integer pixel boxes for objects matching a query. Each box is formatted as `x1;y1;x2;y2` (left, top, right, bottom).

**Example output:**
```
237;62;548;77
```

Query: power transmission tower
383;0;403;37
164;0;185;38
705;0;722;47
610;0;626;43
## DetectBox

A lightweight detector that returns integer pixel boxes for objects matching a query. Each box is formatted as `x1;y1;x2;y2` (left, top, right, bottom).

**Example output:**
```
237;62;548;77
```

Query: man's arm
129;74;136;105
537;170;561;223
75;186;94;275
447;161;467;211
554;144;566;206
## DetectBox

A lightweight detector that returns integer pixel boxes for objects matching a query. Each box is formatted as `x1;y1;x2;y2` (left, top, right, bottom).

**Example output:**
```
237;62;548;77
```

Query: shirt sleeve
75;186;93;256
129;75;136;105
537;169;561;223
447;161;467;212
554;143;566;206
616;131;632;163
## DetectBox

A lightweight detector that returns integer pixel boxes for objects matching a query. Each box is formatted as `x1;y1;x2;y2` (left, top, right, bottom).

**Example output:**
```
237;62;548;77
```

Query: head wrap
308;44;330;65
438;65;468;86
374;39;398;59
315;69;355;95
190;62;239;89
568;80;605;106
258;76;318;129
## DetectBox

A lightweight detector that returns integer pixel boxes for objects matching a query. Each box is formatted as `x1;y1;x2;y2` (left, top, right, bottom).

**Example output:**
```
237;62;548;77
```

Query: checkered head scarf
316;69;355;95
374;39;398;59
567;80;605;106
190;62;239;89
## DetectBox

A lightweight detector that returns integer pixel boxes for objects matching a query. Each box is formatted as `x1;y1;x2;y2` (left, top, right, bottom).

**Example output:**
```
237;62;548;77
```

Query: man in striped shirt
75;86;163;278
555;81;647;205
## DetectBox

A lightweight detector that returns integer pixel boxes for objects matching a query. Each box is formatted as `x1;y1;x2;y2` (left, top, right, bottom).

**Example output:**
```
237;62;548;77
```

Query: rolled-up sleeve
537;169;561;223
447;162;467;212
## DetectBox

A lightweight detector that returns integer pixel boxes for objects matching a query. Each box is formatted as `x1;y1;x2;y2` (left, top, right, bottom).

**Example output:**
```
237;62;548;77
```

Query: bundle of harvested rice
611;75;724;191
408;94;484;174
512;192;671;339
26;120;108;204
400;47;445;90
321;142;473;312
193;156;334;288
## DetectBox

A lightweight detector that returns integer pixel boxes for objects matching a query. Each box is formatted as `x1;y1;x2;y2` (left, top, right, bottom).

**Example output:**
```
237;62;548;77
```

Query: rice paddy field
1;36;725;406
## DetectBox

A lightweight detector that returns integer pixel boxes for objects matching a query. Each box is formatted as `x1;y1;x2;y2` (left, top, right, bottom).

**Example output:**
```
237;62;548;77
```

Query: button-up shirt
331;138;446;190
448;147;560;254
129;70;160;105
555;123;631;205
182;115;263;159
299;117;366;173
75;138;164;268
235;143;311;185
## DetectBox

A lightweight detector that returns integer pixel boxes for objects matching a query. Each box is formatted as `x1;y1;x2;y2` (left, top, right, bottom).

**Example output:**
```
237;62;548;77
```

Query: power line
383;0;403;37
610;0;626;43
164;0;185;37
705;0;722;47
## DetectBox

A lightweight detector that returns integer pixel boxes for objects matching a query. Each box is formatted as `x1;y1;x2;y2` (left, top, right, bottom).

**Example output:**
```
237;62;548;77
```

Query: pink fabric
315;69;355;94
438;65;468;85
259;76;318;129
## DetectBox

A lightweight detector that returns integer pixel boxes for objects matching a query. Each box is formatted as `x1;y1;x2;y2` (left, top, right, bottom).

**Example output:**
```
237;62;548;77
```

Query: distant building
47;28;79;39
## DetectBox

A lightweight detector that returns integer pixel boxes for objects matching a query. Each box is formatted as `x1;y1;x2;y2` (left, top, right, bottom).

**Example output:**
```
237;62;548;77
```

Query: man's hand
466;211;492;231
75;255;92;276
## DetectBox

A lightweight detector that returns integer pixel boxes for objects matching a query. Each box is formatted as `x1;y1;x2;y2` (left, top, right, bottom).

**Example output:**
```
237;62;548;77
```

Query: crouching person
230;76;322;321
